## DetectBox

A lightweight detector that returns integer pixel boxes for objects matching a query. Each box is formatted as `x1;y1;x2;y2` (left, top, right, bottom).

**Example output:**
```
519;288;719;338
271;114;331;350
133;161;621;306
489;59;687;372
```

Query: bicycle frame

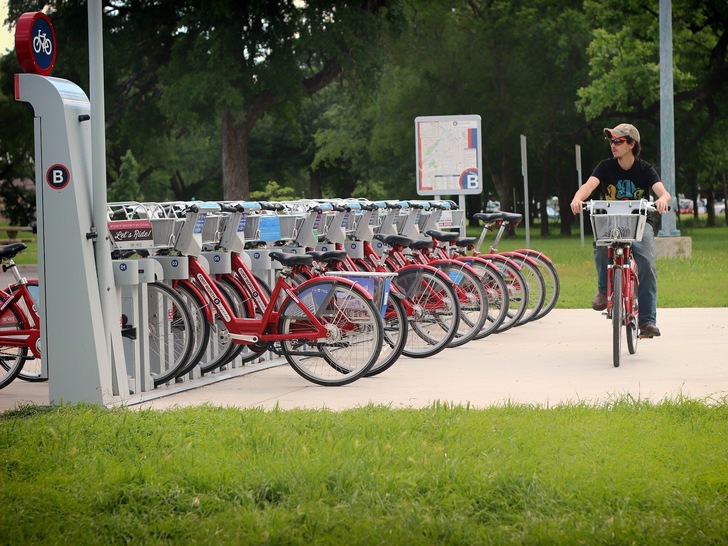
606;244;638;327
0;278;42;358
186;253;374;344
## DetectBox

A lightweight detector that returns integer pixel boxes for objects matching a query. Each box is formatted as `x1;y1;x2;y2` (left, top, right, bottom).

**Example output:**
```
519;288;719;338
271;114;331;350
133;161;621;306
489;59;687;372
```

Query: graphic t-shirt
591;157;660;201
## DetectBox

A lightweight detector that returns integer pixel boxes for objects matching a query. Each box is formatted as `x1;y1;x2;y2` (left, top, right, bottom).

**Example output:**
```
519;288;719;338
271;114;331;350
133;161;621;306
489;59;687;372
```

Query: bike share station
13;11;283;407
11;12;488;407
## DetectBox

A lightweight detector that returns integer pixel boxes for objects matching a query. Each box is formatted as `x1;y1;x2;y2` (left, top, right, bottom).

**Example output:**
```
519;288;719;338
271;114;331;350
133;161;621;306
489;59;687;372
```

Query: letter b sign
46;164;70;190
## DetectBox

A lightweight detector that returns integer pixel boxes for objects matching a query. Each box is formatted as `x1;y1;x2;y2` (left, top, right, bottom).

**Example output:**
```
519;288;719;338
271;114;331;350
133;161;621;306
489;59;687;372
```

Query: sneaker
639;323;661;338
592;291;607;311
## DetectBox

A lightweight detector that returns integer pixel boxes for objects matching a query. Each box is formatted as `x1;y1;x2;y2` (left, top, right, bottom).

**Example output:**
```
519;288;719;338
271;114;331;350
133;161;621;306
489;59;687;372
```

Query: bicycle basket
331;271;397;318
591;212;646;246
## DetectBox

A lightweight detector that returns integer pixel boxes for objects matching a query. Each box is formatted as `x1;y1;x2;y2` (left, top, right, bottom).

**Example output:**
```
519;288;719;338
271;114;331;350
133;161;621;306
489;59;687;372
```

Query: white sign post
520;135;531;249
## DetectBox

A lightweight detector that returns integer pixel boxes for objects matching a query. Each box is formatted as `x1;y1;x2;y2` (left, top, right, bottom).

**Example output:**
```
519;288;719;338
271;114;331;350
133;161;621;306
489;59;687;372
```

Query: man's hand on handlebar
570;200;585;215
654;195;670;214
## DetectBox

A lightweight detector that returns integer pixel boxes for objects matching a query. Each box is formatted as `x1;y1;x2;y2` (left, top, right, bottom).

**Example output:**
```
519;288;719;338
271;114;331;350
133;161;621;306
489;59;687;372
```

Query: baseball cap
604;123;640;143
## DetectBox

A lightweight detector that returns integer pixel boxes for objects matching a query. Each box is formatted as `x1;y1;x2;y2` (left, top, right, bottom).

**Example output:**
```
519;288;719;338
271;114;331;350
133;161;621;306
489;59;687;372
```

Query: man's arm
651;181;671;214
570;176;600;214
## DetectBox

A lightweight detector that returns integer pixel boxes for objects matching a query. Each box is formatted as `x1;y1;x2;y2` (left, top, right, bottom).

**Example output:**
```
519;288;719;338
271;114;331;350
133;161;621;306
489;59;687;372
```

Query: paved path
2;307;726;412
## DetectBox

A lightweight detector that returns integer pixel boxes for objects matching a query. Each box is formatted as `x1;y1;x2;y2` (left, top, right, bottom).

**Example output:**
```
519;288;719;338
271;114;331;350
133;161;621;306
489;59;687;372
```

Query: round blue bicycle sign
15;12;57;76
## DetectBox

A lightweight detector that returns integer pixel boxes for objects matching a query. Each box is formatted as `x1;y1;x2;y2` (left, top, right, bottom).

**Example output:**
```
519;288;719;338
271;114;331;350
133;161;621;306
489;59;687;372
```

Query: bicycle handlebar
583;199;667;214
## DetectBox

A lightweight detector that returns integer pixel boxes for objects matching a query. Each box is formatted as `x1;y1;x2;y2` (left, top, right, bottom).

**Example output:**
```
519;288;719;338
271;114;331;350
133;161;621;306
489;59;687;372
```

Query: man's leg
592;243;608;310
632;227;658;330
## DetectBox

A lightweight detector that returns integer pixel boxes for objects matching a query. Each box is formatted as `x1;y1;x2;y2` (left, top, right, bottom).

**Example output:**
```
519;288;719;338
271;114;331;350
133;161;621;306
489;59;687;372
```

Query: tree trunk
706;188;715;227
310;168;322;199
221;107;250;200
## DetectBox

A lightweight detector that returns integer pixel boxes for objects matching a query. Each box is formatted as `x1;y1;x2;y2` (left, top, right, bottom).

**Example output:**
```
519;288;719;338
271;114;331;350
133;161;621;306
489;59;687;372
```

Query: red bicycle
0;243;42;389
585;199;656;367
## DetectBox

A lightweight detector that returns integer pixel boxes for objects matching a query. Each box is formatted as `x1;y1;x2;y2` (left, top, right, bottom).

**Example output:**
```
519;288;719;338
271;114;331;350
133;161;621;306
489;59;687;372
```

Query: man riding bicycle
570;123;671;338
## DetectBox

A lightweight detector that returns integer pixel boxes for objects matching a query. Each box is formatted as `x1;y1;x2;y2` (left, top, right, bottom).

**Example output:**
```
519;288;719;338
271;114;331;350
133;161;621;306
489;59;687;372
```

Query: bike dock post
14;13;129;405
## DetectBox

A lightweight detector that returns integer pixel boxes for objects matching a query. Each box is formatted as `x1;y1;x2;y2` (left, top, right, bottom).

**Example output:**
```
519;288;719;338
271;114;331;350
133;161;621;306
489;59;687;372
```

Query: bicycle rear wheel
0;302;28;390
612;269;623;367
279;278;383;386
146;282;197;386
626;272;639;355
395;268;460;358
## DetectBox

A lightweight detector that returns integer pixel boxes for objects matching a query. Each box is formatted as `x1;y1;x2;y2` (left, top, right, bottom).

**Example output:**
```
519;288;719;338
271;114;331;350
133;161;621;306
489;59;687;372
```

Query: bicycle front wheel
503;253;545;326
511;250;560;321
435;262;488;348
481;255;529;332
366;292;408;377
10;280;44;382
146;282;197;386
612;269;623;368
279;278;383;386
462;258;509;339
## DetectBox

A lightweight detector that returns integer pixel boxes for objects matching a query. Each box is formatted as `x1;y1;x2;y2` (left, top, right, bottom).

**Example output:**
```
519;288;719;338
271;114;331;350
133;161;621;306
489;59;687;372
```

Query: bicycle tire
0;301;29;390
9;280;45;382
165;280;214;380
146;282;197;386
502;252;545;326
394;268;460;358
198;276;247;375
459;258;509;339
279;278;383;386
612;269;623;368
434;262;488;348
365;291;408;377
479;255;529;332
511;250;560;321
626;272;639;355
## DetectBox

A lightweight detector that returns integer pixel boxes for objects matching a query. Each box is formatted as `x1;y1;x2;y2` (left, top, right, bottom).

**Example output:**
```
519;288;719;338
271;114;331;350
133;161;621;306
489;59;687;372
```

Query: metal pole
520;135;530;248
88;1;123;370
576;144;584;248
659;0;680;236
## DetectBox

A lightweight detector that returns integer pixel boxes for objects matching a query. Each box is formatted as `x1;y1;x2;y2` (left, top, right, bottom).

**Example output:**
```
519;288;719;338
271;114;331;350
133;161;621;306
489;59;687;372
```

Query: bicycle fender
174;279;215;323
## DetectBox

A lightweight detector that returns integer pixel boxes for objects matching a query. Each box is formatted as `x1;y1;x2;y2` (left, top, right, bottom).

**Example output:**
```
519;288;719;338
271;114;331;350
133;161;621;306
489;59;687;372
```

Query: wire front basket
589;200;648;246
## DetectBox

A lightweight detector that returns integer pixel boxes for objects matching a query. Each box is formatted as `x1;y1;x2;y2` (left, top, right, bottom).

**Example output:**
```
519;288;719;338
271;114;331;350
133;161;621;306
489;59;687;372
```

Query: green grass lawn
2;400;727;545
2;222;727;544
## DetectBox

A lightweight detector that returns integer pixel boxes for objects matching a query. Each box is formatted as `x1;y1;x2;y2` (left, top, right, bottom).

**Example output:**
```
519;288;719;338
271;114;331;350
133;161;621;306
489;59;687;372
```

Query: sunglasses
607;137;629;146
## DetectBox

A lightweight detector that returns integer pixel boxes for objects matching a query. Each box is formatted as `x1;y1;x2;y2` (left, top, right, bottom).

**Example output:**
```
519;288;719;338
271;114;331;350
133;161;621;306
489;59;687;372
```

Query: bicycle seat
410;239;435;250
0;242;27;260
500;212;523;223
425;230;460;242
269;251;314;267
374;233;413;247
455;237;477;247
308;250;347;263
473;212;504;222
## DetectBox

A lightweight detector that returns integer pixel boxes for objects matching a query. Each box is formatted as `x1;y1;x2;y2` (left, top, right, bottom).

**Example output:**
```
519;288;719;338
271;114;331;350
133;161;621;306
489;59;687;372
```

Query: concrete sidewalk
2;307;726;412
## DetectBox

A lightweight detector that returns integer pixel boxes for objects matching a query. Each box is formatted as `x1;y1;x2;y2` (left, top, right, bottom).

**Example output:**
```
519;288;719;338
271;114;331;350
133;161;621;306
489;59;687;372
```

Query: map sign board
415;115;482;196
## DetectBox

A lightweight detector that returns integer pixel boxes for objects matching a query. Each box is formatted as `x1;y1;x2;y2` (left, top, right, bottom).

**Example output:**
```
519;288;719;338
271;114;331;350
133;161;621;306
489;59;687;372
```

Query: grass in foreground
1;399;727;545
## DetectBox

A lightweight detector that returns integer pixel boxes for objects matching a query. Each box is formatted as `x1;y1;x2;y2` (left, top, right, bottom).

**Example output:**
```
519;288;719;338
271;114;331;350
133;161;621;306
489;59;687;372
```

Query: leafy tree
576;0;728;227
157;0;403;200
